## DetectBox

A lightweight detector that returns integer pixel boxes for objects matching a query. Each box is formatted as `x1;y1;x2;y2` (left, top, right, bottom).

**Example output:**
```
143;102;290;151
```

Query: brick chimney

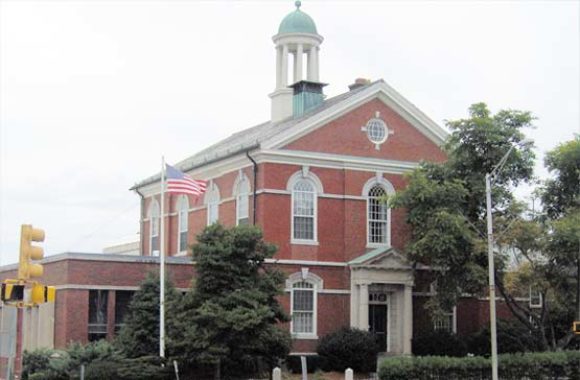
349;78;371;91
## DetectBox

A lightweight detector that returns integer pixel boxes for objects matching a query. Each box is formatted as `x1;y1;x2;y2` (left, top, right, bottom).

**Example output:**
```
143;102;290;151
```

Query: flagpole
160;156;166;358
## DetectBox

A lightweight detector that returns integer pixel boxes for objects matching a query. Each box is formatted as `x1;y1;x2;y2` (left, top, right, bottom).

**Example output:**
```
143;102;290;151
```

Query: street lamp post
485;140;531;380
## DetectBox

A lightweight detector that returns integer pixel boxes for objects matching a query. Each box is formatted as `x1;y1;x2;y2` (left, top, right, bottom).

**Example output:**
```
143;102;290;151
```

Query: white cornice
262;81;448;150
255;149;419;174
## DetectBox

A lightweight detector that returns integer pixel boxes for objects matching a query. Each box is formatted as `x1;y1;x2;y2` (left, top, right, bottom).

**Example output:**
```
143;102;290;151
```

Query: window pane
179;231;188;252
368;185;389;244
114;291;134;333
292;312;313;333
88;290;108;341
293;289;313;311
294;216;314;240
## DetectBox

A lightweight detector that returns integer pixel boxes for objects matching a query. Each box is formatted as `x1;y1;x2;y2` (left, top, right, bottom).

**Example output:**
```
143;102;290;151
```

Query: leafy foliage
392;103;535;311
316;327;379;372
115;272;183;358
176;224;291;375
541;136;580;219
23;341;171;380
412;331;468;357
378;351;580;380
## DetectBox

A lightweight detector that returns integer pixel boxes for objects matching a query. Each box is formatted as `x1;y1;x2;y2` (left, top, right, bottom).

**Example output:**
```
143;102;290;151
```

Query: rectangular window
433;308;456;333
114;291;134;334
237;194;249;225
292;282;315;335
293;188;315;240
88;290;108;341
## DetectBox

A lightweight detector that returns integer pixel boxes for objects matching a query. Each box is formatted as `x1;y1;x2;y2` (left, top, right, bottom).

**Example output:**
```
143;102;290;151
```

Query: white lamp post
485;139;531;380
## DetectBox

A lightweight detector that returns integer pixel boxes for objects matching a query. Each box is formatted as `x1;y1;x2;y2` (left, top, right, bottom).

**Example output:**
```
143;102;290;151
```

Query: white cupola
269;1;324;122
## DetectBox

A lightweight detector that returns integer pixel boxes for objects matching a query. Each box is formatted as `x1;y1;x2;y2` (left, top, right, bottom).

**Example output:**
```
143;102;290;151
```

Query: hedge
378;351;580;380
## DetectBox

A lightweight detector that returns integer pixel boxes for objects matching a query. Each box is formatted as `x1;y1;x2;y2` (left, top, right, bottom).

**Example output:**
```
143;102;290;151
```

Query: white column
306;48;314;81
311;45;319;82
403;284;413;354
294;43;303;83
359;283;369;330
275;46;282;89
350;279;359;328
281;44;288;88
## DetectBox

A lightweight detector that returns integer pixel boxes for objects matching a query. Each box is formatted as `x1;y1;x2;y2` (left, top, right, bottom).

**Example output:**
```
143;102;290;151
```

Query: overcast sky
1;0;578;266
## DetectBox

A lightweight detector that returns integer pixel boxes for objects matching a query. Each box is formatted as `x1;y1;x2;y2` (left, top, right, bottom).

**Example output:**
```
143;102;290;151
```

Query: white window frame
148;199;160;256
433;306;457;333
286;270;323;339
529;286;542;308
287;169;323;245
176;195;189;255
234;172;251;226
205;182;220;225
362;176;395;248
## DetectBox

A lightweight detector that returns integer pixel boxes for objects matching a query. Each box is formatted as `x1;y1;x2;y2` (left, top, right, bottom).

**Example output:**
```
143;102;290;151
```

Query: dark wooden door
369;304;388;352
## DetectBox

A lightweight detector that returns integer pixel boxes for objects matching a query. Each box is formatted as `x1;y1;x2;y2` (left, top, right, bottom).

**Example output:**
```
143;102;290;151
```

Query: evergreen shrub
316;327;379;373
378;350;580;380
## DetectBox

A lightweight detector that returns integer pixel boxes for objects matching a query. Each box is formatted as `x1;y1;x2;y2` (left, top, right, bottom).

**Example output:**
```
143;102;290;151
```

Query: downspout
246;150;258;225
134;187;145;255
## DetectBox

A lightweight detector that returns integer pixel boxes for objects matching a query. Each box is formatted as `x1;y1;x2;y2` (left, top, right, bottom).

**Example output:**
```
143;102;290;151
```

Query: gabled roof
132;79;448;190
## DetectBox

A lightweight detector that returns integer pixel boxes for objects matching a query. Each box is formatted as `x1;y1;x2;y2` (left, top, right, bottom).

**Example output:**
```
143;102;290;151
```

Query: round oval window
366;118;388;144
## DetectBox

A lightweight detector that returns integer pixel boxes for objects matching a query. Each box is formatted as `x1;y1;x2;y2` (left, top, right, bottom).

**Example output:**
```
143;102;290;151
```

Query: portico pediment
348;247;412;271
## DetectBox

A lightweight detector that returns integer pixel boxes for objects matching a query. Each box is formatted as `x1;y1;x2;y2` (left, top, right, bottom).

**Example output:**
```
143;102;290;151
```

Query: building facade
131;2;452;355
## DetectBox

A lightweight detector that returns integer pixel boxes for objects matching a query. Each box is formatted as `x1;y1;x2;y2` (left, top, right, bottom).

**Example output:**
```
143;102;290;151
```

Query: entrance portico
349;247;414;355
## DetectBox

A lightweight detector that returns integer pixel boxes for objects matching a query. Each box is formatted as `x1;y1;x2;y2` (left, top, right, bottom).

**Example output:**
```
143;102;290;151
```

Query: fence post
273;367;281;380
345;368;353;380
80;364;85;380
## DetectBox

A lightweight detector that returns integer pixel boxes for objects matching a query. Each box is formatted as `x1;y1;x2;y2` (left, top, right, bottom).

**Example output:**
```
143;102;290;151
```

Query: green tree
392;102;535;311
541;136;580;219
115;272;182;358
176;224;291;376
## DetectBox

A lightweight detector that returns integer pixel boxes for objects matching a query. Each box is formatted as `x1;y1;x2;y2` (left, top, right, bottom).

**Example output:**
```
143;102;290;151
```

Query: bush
465;319;545;356
412;330;468;357
22;341;171;380
317;327;379;372
378;350;580;380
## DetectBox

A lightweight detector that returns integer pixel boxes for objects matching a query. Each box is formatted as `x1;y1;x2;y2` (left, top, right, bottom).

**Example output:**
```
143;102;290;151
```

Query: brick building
0;2;522;362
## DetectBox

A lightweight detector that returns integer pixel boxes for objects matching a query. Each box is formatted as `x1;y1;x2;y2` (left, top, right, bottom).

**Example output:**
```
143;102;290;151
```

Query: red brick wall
283;98;447;163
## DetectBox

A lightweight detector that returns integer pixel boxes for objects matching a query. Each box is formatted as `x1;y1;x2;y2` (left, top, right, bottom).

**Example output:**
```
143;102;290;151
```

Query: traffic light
31;283;56;304
1;282;25;302
573;321;580;335
18;224;45;280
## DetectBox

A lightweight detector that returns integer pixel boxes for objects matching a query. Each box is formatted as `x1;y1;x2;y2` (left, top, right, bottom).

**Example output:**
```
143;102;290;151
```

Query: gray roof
132;81;378;190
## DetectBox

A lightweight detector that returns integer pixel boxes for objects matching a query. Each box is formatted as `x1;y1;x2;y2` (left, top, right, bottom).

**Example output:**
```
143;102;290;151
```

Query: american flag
165;164;207;196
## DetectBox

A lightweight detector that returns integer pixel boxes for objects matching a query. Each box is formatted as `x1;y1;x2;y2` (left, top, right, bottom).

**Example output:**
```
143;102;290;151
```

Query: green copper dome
278;1;318;35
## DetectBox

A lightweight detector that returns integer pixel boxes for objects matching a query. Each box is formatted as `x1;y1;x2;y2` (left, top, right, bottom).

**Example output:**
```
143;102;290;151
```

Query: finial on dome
295;0;301;10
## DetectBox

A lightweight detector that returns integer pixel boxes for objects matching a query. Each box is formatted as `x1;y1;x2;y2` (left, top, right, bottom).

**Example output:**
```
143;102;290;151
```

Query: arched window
363;177;395;247
148;199;160;256
176;195;189;254
206;183;220;225
234;174;251;225
292;179;316;241
286;270;322;338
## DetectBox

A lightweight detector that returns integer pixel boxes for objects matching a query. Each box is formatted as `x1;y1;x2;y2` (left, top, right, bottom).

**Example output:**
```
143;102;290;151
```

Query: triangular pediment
262;80;448;151
349;247;412;270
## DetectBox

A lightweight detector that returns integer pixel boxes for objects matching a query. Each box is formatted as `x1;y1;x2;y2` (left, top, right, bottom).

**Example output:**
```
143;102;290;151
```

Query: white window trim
176;195;189;255
148;199;160;256
233;171;251;226
529;287;543;308
362;176;395;248
433;306;457;334
287;169;323;245
205;182;220;226
287;270;322;339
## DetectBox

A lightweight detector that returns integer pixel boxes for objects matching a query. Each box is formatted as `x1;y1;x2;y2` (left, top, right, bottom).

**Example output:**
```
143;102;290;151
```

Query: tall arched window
176;195;189;254
206;183;220;225
148;199;160;256
292;179;316;241
368;185;388;244
363;177;395;247
235;174;250;225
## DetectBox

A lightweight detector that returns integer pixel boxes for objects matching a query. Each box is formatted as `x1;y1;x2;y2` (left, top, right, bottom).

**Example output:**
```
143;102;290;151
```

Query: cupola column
276;46;283;89
294;43;303;83
307;45;319;82
281;44;289;88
